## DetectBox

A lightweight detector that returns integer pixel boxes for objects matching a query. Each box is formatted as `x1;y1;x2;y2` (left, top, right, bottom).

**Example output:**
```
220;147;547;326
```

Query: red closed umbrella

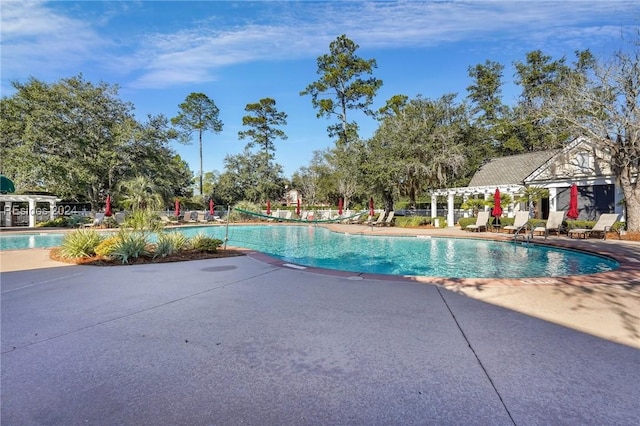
492;188;502;219
338;197;343;215
567;184;579;219
369;197;374;217
296;198;301;215
105;195;112;217
174;199;180;217
266;200;271;216
209;199;215;216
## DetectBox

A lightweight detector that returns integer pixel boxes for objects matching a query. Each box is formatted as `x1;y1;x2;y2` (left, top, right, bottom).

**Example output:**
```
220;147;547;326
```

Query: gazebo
0;176;61;227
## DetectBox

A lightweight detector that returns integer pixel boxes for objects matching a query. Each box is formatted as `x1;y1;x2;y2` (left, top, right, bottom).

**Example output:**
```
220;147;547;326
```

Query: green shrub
110;231;149;264
566;219;623;232
432;216;447;228
123;210;164;232
37;217;69;227
394;216;431;228
37;215;88;228
59;229;104;258
94;236;120;257
153;231;190;258
191;233;223;253
102;217;119;229
458;217;476;229
230;201;261;222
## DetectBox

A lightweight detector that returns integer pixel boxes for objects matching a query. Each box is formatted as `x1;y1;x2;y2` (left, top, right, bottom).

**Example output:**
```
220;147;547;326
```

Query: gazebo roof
468;150;559;187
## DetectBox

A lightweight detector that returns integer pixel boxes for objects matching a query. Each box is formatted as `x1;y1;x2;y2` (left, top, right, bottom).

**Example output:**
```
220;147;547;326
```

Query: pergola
0;194;61;228
429;184;525;227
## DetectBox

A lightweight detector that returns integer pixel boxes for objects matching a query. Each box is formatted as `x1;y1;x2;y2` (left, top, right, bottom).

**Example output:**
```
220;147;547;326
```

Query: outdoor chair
347;213;365;224
197;212;208;223
368;211;386;226
114;212;127;225
532;211;565;239
83;212;105;228
465;211;489;232
503;211;530;234
375;211;395;226
279;211;292;222
183;211;197;223
568;213;619;240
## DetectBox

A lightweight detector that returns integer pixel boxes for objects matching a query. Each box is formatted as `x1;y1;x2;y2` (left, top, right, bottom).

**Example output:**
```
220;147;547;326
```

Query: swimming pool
0;225;618;278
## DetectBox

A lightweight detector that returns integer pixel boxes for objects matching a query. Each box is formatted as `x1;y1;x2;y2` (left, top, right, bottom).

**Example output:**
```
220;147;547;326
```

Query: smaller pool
0;233;68;251
0;226;618;279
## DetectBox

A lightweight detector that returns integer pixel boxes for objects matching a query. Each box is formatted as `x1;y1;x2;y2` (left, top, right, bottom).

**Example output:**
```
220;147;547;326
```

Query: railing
513;222;533;244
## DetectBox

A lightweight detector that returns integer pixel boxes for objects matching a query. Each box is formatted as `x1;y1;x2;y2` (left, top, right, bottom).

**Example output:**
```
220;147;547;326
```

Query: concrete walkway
1;225;639;424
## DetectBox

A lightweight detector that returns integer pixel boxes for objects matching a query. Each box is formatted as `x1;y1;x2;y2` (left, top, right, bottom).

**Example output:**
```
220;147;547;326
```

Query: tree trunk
382;190;394;214
199;130;204;196
620;170;639;232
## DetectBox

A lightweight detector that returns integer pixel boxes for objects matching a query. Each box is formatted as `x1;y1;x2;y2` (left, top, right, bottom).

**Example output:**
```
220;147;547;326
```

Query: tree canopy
301;34;382;146
0;75;191;209
171;92;223;196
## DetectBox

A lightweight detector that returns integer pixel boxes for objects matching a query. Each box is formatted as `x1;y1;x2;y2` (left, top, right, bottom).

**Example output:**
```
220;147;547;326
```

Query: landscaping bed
50;247;245;266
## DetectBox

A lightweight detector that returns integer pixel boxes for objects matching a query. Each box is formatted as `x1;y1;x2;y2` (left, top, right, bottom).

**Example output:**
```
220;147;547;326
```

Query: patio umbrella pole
224;205;230;250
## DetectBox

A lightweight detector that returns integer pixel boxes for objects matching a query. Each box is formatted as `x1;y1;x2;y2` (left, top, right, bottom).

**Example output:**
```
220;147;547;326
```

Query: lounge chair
368;211;386;226
159;214;173;224
533;211;565;239
503;211;530;233
114;212;127;225
83;212;105;228
347;212;365;224
465;211;489;232
183;211;196;223
197;212;208;223
375;211;395;226
568;213;619;240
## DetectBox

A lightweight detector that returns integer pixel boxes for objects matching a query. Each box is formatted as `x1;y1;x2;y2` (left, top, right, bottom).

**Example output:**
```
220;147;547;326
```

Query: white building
431;137;626;227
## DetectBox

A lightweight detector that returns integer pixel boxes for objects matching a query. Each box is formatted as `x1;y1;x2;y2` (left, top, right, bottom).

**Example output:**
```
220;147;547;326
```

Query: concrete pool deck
1;224;639;423
1;223;640;349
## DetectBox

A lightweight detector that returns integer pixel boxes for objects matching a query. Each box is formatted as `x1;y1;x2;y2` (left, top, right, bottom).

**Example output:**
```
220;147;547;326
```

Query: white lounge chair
197;212;208;223
182;211;196;223
368;211;386;226
375;211;395;226
83;212;105;228
533;211;565;239
347;212;365;224
568;213;619;240
114;212;127;225
466;211;489;232
503;211;530;233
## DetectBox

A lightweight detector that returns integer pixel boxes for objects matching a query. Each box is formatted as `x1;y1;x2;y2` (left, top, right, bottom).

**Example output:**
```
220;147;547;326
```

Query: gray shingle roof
468;150;559;187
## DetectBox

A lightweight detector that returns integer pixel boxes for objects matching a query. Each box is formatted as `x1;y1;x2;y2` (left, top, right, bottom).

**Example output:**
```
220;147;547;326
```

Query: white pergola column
28;199;36;227
462;194;470;218
4;201;12;227
548;187;558;212
447;192;455;227
431;194;437;219
49;201;56;220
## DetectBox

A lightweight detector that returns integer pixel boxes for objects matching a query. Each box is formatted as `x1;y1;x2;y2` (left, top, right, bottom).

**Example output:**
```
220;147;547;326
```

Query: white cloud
2;0;636;90
0;0;108;82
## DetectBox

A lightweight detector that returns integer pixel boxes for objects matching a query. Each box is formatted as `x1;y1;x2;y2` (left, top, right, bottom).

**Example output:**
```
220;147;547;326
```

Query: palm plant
516;186;550;218
118;176;166;211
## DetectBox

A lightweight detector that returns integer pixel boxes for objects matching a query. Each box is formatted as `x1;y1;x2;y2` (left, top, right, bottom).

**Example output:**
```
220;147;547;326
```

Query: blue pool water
0;225;618;278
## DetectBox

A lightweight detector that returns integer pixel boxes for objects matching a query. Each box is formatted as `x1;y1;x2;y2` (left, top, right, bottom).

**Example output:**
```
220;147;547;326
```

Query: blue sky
2;1;638;179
